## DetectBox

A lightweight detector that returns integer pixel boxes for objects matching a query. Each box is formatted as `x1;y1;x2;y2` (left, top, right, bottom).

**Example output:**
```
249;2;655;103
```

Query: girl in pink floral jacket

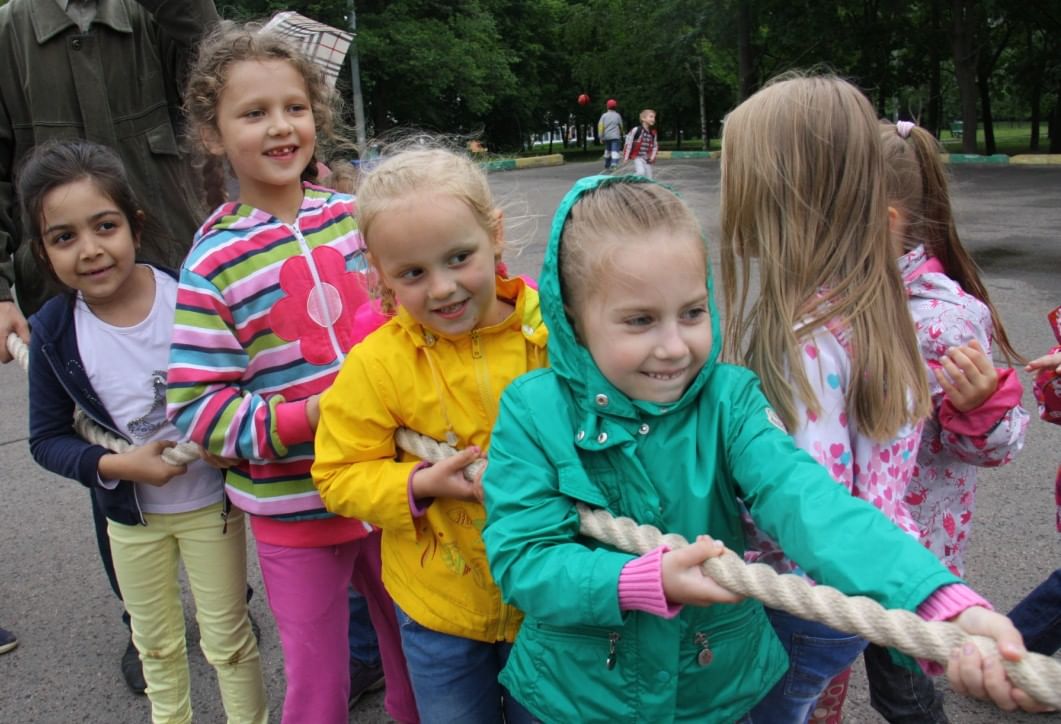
864;120;1030;721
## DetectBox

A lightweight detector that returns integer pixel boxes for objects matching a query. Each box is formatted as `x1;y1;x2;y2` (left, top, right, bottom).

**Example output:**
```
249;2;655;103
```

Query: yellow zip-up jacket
313;277;548;642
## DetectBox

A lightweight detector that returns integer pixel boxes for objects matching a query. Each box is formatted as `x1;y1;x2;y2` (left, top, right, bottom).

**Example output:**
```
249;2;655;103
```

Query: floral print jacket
900;245;1028;575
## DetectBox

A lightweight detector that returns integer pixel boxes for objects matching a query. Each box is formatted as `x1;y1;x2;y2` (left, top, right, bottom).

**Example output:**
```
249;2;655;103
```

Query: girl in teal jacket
480;176;1037;723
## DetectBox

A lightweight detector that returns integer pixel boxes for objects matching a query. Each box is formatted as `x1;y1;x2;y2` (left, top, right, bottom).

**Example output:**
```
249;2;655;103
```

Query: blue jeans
349;587;381;667
863;643;947;723
395;605;534;724
603;139;621;168
1008;568;1061;655
746;608;868;724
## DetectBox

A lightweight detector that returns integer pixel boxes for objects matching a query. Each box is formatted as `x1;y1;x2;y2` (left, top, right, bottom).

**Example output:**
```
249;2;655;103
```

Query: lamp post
348;2;367;155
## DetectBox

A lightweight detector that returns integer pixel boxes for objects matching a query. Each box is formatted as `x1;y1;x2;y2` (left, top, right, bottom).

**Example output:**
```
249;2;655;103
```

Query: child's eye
289;104;309;114
398;267;423;281
682;306;709;322
243;109;264;119
98;221;118;232
624;315;653;327
448;250;472;266
47;231;74;246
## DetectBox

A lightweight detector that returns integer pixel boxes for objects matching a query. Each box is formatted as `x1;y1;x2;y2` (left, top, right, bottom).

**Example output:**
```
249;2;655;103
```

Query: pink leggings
257;530;417;723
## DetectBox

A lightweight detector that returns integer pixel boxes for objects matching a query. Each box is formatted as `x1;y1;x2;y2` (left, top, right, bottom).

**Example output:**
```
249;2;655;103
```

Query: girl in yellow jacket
312;146;547;724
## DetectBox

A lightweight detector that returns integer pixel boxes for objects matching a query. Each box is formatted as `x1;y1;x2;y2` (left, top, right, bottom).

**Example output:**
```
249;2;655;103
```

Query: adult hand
661;536;744;607
0;300;30;364
946;606;1054;713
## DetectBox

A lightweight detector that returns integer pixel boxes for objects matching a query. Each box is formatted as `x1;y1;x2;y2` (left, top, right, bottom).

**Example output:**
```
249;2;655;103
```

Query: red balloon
577;93;590;106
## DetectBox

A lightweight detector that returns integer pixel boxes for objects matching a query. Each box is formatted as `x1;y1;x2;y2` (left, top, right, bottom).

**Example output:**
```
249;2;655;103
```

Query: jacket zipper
470;330;496;422
606;631;621;669
290;224;345;364
694;631;713;666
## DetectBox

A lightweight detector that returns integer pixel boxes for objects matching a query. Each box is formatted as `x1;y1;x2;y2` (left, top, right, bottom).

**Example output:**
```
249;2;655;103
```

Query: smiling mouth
642;369;687;381
432;300;468;318
80;265;114;277
265;146;298;157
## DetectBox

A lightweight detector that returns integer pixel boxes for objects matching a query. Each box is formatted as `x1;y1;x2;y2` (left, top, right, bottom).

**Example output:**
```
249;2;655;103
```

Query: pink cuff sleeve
938;367;1023;437
274;400;315;447
407;462;434;518
618;546;682;619
916;584;993;675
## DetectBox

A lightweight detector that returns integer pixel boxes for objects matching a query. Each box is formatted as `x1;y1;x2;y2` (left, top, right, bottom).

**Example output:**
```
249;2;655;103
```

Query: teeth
645;371;683;380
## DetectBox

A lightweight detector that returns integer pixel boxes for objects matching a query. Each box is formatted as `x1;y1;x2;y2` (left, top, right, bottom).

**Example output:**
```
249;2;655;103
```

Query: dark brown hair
17;140;145;283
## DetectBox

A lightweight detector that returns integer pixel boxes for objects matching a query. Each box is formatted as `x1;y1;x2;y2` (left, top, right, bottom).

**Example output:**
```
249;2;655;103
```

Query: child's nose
655;324;689;358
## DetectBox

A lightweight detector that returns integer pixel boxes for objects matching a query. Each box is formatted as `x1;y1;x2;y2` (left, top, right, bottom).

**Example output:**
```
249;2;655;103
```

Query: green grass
939;122;1051;155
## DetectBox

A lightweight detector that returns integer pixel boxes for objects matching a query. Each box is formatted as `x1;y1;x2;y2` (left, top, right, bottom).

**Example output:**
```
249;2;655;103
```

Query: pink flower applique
271;246;370;365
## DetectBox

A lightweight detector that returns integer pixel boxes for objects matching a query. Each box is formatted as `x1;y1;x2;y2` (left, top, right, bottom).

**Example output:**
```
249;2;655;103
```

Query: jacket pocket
146;122;179;156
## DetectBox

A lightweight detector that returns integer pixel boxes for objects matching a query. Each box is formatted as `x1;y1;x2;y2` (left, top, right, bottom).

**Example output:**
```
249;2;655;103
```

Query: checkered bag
261;11;353;89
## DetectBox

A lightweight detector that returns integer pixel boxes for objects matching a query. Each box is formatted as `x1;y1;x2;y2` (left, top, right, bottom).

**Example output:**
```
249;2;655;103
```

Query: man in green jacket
0;0;218;694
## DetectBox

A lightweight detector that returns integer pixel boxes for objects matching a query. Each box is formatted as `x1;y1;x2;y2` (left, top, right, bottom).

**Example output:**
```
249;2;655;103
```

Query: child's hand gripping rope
9;333;201;468
393;424;1061;712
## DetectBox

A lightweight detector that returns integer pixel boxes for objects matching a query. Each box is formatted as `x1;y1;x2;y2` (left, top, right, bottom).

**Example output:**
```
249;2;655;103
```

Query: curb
482;154;564;172
942;153;1010;165
656;150;719;160
1010;154;1061;165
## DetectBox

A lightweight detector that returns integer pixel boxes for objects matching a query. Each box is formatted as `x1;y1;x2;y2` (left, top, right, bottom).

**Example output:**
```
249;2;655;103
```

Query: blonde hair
879;121;1022;363
560;180;704;315
184;21;346;208
357;145;502;313
719;73;930;439
639;109;657;123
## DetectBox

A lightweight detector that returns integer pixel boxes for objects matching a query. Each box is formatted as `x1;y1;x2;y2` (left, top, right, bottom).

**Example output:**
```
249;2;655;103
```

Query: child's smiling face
575;230;711;403
367;193;506;336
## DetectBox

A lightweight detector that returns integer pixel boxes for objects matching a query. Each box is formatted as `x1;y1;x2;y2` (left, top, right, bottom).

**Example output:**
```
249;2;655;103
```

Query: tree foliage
215;0;1059;153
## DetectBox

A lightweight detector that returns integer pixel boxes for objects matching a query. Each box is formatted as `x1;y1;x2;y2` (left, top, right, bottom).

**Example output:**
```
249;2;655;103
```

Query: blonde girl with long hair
717;74;1022;722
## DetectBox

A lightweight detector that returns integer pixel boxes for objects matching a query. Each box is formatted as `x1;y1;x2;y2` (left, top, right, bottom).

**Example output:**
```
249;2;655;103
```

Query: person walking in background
623;109;659;179
0;0;219;695
597;99;625;170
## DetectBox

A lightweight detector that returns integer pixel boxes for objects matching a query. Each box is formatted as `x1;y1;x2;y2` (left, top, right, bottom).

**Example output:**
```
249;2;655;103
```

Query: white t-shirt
76;267;224;514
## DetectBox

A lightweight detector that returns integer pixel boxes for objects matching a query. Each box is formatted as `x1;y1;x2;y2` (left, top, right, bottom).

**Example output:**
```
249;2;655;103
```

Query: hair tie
896;121;915;139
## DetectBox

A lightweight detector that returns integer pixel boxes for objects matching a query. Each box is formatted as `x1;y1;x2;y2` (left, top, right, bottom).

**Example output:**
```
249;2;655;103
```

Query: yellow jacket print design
313;277;548;642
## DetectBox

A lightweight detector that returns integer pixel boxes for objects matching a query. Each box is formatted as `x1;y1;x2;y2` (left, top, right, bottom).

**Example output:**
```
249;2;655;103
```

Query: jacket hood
540;174;722;420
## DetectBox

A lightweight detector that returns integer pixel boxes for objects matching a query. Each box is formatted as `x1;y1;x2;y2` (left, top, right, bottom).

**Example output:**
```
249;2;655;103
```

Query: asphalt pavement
0;159;1057;723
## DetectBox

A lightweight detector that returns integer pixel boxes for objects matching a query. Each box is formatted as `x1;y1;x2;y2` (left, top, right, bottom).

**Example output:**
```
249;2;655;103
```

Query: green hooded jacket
481;175;961;723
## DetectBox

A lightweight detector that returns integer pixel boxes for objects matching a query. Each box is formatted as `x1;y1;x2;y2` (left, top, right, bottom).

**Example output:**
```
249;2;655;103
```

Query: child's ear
201;127;225;156
492;208;505;252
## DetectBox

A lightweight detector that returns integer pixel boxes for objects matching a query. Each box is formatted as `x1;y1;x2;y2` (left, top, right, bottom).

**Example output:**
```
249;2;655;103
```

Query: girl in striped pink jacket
166;24;415;724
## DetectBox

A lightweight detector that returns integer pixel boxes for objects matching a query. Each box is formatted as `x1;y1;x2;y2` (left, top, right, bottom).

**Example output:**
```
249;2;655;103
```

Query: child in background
480;173;1040;723
622;109;659;179
597;99;625;170
861;119;1030;722
312;146;547;724
23;140;267;723
1008;306;1061;656
166;24;415;724
718;74;993;722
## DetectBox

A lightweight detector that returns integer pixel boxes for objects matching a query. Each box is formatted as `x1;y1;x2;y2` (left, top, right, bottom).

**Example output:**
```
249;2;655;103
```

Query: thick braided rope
8;333;200;466
393;424;1061;709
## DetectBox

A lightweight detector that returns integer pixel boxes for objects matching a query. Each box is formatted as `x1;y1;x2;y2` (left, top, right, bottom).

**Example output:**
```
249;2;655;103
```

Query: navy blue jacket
27;266;222;526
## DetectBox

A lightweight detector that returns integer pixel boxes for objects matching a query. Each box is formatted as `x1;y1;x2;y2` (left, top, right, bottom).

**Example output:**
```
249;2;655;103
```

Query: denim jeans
1008;568;1061;655
603;139;621;168
349;587;382;667
745;608;868;724
863;643;948;723
395;605;535;724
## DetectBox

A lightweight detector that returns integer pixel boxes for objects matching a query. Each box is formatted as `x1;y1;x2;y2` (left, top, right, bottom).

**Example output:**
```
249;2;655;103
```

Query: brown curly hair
183;20;349;209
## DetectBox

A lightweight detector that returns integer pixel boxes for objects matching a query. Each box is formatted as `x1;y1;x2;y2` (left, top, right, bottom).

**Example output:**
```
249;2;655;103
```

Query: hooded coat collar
539;174;722;423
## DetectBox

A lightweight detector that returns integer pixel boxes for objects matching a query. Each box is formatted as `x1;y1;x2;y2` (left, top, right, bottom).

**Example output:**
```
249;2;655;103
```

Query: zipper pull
694;632;713;667
220;507;229;535
606;632;620;670
471;331;482;359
